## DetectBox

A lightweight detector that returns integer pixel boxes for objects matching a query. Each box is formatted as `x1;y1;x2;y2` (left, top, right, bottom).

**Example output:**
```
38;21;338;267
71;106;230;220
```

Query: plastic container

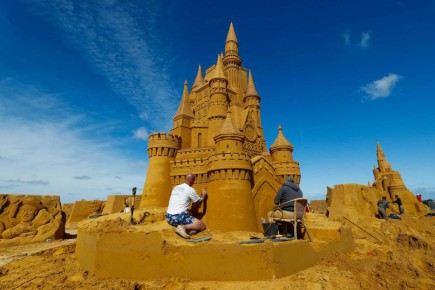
262;222;279;237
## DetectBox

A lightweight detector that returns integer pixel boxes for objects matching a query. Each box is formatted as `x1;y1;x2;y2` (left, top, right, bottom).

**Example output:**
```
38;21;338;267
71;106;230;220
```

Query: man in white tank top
165;173;207;239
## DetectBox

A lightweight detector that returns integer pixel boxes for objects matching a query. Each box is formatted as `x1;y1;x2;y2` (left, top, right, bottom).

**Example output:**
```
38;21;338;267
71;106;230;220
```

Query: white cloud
0;80;147;203
139;111;149;121
359;32;371;48
361;73;402;100
27;0;178;131
133;127;150;140
342;30;351;47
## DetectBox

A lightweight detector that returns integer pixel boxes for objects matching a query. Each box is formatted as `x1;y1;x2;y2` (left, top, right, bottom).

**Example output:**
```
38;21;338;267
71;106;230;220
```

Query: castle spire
217;110;243;136
192;65;203;88
376;142;385;161
226;22;238;44
212;54;227;80
246;70;259;96
174;80;194;119
224;22;240;57
376;142;392;172
270;125;294;150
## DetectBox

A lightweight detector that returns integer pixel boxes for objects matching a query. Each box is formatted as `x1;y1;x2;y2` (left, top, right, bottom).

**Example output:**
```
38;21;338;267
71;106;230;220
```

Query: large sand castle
140;23;301;232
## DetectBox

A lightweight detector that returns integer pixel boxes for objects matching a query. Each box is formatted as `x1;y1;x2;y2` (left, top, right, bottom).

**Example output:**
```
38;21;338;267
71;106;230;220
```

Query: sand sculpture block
61;203;74;222
310;200;327;214
66;200;105;228
76;210;354;281
101;195;142;215
0;194;65;245
326;184;381;221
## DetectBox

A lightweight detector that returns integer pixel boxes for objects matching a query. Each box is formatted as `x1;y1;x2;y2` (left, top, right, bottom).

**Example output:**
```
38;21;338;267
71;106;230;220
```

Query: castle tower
244;70;264;138
170;81;194;149
376;142;392;172
372;142;428;214
223;22;242;89
139;133;180;208
192;65;204;89
270;125;301;184
207;111;258;231
207;54;229;146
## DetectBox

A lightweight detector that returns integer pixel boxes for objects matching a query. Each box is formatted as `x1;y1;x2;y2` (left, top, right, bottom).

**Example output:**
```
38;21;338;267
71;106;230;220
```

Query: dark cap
286;176;294;182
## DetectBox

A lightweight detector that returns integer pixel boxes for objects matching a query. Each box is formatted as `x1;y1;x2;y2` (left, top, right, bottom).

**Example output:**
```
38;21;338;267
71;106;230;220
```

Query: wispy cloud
342;30;351;48
5;179;50;185
133;127;150;140
27;0;178;132
361;73;402;100
342;30;371;49
74;176;92;180
0;79;146;202
359;32;371;48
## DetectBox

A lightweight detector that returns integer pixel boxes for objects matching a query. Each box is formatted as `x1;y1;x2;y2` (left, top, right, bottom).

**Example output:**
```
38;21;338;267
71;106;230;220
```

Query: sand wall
101;195;142;215
66;200;104;227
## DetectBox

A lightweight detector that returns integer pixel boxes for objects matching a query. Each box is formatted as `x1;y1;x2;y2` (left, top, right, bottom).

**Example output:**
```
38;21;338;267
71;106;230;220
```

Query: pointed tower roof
246;70;259;96
376;142;385;159
217;110;243;136
174;80;194;119
212;54;227;80
270;125;294;150
192;65;203;88
226;22;238;43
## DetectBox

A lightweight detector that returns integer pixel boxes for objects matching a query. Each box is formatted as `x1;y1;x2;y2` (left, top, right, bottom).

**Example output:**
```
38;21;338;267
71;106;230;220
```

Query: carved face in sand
19;204;38;222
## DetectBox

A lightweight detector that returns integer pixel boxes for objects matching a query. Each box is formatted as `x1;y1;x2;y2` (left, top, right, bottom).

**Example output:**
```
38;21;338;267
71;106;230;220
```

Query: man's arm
274;187;284;205
190;188;207;204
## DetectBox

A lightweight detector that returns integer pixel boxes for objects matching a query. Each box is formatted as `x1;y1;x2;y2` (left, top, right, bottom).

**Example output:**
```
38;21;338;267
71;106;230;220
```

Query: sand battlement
147;133;181;150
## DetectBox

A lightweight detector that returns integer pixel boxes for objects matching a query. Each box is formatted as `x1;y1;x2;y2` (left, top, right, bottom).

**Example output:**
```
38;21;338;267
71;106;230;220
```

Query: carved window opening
198;133;203;148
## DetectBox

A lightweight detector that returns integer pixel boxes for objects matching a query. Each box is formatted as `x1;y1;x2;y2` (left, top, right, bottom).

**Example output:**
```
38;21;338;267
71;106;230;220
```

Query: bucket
262;222;279;237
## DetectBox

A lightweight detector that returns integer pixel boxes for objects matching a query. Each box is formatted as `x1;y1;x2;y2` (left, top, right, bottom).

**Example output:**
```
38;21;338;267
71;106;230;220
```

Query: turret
207;54;229;146
244;70;263;134
377;142;391;172
207;110;257;232
223;22;242;89
270;125;301;184
140;133;181;208
270;125;294;162
170;81;194;149
214;110;245;153
192;65;204;89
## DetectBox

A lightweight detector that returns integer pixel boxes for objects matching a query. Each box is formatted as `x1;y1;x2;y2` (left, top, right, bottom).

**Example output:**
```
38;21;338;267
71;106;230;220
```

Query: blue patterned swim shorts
165;211;194;226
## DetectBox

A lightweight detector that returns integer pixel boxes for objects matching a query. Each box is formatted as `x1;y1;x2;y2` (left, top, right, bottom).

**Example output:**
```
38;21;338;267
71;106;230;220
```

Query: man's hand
202;188;208;198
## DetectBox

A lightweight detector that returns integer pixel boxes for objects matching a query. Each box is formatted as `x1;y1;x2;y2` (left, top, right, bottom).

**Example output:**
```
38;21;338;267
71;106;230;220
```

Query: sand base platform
76;208;354;281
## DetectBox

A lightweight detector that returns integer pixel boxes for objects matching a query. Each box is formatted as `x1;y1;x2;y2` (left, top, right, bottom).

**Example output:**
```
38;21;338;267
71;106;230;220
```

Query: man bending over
165;173;207;239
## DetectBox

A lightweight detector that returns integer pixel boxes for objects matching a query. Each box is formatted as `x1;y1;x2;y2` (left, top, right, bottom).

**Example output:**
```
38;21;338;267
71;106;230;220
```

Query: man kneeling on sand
165;173;207;239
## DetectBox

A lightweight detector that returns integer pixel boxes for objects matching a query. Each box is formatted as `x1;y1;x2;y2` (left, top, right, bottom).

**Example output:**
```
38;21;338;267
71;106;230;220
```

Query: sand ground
0;214;433;289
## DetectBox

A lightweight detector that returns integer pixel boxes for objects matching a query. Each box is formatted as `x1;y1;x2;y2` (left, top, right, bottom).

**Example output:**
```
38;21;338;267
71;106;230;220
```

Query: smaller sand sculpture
0;194;64;244
101;195;142;215
66;199;105;228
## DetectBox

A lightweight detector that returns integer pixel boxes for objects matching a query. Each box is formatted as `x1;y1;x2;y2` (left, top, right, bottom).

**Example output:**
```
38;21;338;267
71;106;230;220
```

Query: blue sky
0;0;434;203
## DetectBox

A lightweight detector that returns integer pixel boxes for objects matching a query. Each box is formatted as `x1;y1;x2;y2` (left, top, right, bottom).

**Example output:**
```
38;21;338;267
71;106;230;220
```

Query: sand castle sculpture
326;143;428;220
0;194;64;244
140;23;300;231
372;142;425;213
